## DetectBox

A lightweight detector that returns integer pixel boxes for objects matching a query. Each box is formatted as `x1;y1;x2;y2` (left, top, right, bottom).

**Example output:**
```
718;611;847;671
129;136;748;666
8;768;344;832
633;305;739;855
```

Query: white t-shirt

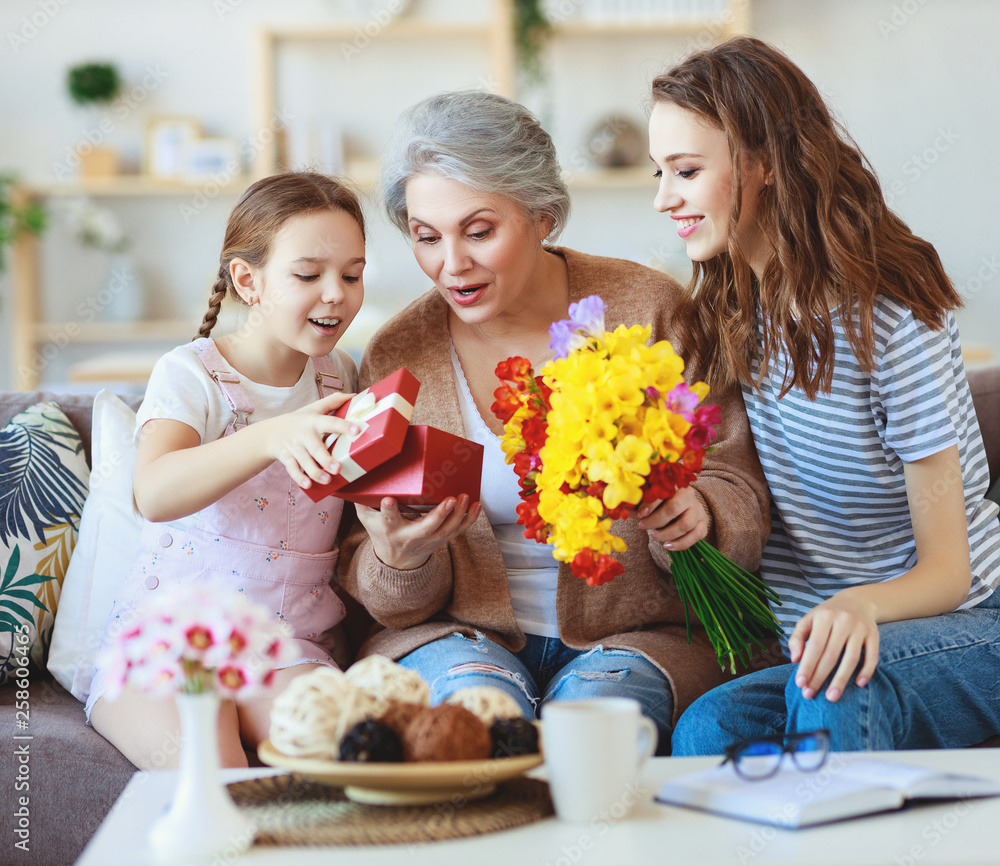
136;341;357;531
450;343;561;638
743;298;1000;647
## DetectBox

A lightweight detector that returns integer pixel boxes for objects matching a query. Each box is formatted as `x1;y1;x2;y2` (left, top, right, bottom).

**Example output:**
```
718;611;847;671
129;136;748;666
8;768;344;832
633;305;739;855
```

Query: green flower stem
668;540;782;673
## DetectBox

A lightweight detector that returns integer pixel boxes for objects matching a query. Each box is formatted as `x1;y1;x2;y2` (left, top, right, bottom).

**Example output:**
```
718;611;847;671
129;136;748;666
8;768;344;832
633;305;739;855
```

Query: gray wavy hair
380;90;570;241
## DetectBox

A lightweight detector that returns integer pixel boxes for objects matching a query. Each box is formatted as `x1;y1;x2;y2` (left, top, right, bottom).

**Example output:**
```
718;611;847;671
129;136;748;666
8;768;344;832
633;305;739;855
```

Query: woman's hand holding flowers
637;487;710;552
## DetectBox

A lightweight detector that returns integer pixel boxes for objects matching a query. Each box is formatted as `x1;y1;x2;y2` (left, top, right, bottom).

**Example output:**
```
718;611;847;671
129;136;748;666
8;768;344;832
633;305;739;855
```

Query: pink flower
100;584;293;700
665;383;700;419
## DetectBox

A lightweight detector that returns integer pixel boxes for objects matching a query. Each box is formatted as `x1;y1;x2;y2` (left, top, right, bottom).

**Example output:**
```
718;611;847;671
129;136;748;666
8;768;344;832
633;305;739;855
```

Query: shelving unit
10;178;249;390
10;0;749;391
250;1;517;181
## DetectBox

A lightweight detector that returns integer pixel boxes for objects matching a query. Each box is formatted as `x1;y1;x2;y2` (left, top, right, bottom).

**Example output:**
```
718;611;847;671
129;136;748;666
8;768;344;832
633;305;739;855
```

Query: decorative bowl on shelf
586;114;646;168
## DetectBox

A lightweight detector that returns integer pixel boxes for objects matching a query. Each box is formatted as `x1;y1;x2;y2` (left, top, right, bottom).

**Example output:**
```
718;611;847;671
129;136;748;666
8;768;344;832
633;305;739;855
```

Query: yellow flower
603;468;646;510
602;324;651;361
615;435;654;476
642;406;688;460
539;489;625;562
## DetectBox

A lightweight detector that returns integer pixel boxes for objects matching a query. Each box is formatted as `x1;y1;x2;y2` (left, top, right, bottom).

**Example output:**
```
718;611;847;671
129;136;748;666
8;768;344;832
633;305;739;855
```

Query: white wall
1;0;997;389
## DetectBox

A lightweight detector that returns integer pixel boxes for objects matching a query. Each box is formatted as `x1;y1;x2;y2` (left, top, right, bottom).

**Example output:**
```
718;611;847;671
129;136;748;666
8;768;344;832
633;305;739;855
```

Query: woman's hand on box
356;494;481;570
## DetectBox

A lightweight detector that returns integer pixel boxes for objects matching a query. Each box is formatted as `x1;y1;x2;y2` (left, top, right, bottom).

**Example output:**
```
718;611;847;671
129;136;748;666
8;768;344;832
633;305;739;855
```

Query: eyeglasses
720;729;831;781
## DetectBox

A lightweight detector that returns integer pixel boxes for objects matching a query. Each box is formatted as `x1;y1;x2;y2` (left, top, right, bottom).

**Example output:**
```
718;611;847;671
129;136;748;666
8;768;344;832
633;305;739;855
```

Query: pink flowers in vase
98;585;296;700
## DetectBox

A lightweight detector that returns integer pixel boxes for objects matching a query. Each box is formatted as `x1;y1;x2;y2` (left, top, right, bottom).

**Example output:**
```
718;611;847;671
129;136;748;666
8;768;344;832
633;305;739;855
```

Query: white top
135;341;358;532
449;342;560;638
743;299;1000;646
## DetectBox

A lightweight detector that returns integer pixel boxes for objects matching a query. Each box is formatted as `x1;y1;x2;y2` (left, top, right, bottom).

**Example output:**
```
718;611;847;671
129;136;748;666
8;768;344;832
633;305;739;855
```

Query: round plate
257;740;544;806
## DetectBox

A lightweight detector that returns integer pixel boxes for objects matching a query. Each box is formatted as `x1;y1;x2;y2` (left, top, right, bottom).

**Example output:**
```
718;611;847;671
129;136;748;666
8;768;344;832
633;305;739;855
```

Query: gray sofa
0;365;999;865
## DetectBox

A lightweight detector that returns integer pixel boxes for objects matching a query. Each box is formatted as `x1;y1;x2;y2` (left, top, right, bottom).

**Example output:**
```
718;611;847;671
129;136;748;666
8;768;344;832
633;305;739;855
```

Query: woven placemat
227;773;554;847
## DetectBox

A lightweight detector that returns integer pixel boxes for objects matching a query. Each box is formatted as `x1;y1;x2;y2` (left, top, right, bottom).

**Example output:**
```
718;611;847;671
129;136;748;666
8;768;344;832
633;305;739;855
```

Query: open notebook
656;754;1000;828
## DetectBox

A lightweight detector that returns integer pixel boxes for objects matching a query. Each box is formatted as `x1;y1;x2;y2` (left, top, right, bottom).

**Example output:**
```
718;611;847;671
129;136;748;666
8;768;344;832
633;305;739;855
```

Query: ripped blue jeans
397;632;674;753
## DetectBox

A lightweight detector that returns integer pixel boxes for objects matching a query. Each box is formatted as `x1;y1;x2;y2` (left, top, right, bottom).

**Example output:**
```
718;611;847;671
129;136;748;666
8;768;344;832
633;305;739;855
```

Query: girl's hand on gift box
635;487;709;552
355;494;482;570
264;392;360;489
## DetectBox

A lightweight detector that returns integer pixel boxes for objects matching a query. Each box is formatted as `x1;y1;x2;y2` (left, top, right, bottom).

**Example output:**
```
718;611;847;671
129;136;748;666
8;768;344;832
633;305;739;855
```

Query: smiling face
648;101;769;275
242;208;365;364
404;172;550;326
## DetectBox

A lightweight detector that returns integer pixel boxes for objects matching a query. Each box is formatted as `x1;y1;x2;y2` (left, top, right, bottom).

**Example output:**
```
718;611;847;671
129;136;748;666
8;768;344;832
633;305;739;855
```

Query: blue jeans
672;590;1000;754
398;632;674;753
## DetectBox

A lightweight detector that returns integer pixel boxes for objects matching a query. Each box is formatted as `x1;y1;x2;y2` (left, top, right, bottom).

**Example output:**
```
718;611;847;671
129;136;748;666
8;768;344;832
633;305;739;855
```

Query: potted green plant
0;174;46;275
66;61;122;178
513;0;552;86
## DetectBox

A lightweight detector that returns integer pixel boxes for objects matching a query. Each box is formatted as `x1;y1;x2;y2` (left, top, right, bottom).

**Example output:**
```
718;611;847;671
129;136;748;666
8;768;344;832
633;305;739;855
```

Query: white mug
540;697;657;823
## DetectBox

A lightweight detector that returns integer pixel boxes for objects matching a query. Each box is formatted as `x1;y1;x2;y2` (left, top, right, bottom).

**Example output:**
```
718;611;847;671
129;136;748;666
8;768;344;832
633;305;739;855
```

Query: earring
248;295;259;307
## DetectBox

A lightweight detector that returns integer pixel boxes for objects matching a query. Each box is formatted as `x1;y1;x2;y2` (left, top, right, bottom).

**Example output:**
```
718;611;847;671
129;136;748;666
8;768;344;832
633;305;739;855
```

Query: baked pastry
269;667;376;759
402;704;492;762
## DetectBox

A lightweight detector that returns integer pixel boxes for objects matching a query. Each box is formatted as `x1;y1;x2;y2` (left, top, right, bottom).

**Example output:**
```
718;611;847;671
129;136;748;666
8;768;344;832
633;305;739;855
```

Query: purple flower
549;295;607;358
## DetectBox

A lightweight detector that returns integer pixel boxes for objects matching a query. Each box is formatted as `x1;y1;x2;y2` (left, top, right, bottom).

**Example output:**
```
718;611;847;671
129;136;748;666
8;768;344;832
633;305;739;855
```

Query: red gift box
335;425;484;508
302;367;420;503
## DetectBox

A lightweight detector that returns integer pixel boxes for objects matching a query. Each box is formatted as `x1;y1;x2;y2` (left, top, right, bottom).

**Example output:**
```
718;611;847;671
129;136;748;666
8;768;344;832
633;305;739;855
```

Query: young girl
88;172;367;768
649;37;1000;753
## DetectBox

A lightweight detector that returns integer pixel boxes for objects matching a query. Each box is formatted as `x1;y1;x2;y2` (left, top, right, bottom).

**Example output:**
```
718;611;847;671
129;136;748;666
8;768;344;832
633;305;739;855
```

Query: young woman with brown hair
649;37;1000;753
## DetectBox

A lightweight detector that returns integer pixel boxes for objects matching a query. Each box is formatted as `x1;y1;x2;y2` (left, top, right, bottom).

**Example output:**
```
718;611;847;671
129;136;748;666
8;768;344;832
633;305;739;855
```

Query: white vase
100;252;144;322
148;692;256;863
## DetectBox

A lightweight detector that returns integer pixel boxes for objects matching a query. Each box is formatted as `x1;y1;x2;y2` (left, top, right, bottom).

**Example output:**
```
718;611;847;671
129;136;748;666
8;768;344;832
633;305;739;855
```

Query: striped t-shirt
742;297;1000;647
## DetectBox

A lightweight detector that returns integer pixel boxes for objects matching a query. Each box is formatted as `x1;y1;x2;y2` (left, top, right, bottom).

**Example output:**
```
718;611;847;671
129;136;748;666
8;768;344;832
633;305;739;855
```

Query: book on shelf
656;754;1000;829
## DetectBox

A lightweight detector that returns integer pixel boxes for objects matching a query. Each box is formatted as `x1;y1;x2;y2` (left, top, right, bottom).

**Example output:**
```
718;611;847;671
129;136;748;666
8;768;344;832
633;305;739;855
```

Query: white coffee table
76;749;1000;866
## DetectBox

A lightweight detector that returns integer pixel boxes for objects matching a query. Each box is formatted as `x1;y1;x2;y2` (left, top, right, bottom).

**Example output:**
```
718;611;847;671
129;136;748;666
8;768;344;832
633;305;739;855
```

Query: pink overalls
87;340;349;717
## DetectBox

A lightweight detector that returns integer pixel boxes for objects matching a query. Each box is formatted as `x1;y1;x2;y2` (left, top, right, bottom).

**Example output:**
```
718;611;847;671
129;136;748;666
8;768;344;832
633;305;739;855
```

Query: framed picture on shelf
182;137;241;180
144;117;200;179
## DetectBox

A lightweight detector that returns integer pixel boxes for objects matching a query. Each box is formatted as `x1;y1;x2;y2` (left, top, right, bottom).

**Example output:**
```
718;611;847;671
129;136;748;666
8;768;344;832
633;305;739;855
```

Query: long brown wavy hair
197;172;366;339
651;36;961;398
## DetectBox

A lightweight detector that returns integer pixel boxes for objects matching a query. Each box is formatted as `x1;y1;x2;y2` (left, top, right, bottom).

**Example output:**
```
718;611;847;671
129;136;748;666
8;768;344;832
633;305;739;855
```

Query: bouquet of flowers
492;295;780;672
98;585;296;700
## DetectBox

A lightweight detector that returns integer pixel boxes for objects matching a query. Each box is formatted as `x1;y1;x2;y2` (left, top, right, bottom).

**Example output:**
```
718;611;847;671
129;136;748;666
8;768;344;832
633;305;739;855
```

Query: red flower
681;449;704;473
644;462;679;502
227;628;248;654
491;382;523;424
686;404;722;450
511;451;534;481
535;376;552;404
495;356;533;386
570;550;624;586
521;416;548;452
217;665;247;691
184;625;214;651
517;497;548;543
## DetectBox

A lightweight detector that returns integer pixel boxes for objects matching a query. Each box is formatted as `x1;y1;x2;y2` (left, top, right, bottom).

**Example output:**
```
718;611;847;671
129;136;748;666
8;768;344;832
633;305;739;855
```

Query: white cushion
47;390;143;702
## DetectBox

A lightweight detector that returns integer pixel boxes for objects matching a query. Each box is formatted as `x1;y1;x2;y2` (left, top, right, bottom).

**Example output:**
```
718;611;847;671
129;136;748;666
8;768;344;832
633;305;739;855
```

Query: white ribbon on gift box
324;388;415;483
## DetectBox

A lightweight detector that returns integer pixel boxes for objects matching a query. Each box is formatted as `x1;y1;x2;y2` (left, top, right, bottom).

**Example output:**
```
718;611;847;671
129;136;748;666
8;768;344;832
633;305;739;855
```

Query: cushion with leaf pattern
0;402;89;682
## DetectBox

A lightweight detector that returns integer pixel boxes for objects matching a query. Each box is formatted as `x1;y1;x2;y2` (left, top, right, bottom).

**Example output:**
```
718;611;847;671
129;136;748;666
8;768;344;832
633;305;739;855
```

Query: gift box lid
301;367;420;502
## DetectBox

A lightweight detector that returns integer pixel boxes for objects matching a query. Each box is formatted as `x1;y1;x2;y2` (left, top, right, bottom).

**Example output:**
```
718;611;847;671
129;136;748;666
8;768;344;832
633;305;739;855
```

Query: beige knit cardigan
338;247;770;723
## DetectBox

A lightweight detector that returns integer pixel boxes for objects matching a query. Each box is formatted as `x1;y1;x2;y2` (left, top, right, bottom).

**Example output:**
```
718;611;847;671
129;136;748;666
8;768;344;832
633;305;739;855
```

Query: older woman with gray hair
338;90;769;749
